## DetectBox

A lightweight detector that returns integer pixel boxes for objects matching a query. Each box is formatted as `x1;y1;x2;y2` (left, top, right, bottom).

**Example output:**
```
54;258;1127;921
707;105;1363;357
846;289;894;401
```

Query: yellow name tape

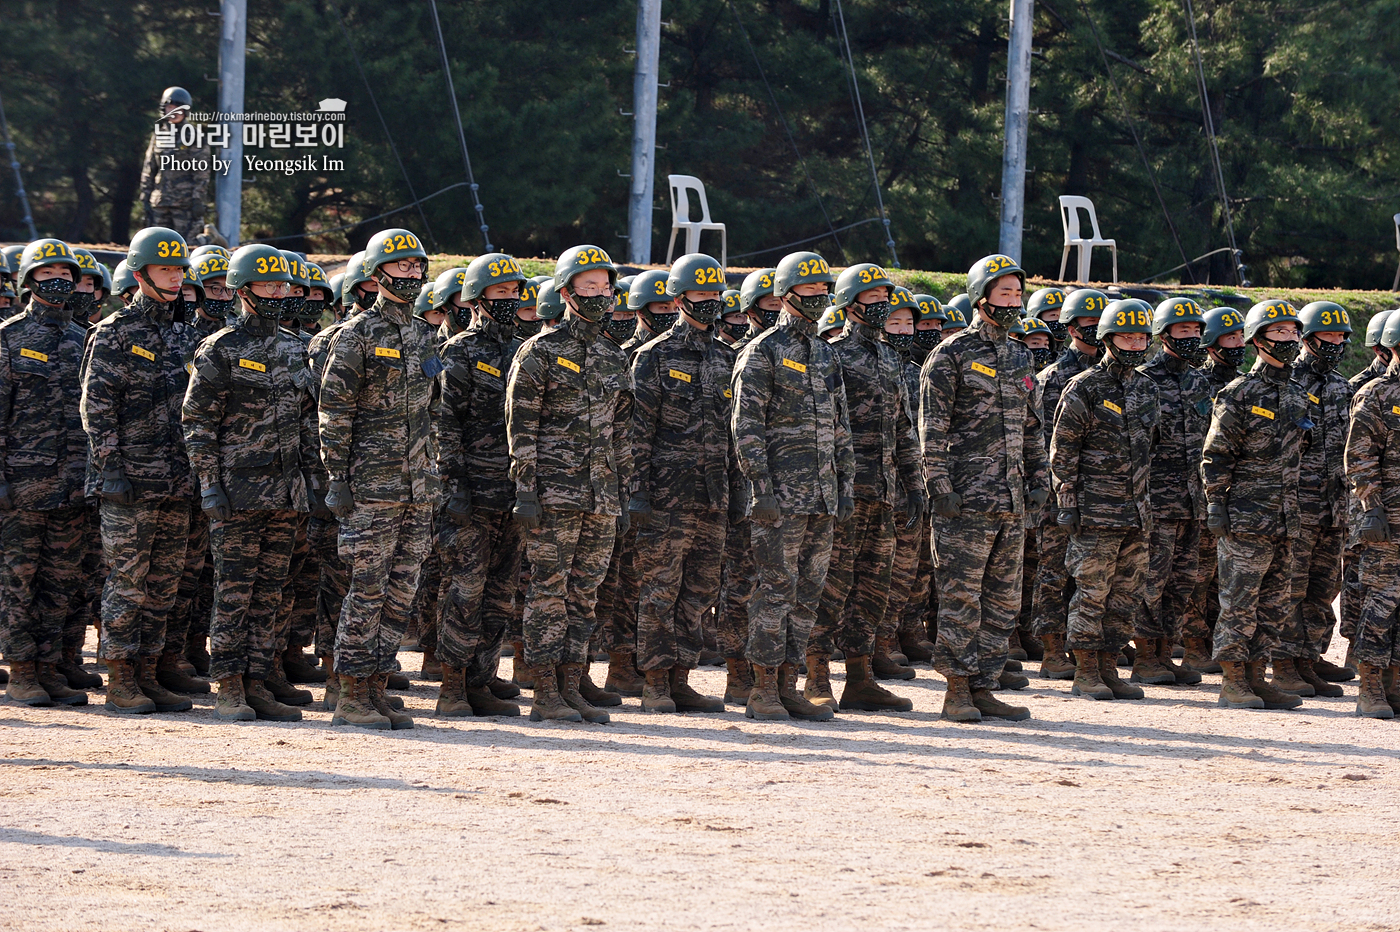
238;359;266;373
782;358;806;373
19;348;47;362
1102;400;1122;415
374;347;401;359
723;388;732;398
1251;405;1275;420
971;362;996;377
557;356;581;373
1307;393;1320;404
131;345;155;361
1392;406;1400;417
669;369;691;383
476;361;501;378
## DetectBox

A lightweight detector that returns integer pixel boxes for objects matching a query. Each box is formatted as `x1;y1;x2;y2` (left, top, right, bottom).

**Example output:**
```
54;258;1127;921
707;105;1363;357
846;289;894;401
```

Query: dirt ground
2;632;1397;932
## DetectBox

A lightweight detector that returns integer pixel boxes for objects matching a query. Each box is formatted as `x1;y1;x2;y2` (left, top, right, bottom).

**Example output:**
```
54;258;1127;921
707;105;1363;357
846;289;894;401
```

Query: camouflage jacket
919;315;1048;516
1040;345;1098;424
1201;359;1242;398
505;314;632;515
139;129;210;208
303;320;344;491
318;296;440;504
192;311;224;342
1050;359;1160;531
80;295;197;500
0;306;88;509
438;315;521;513
895;354;925;506
830;320;921;505
1344;358;1400;538
1349;353;1390;395
182;312;314;512
731;311;854;517
1293;351;1352;528
1138;350;1211;521
1201;359;1310;538
631;319;735;512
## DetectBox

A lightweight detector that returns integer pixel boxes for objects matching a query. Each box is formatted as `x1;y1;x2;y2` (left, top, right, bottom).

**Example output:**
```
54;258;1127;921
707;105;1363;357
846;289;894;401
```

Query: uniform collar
1252;357;1292;383
239;311;280;337
565;312;603;344
779;310;815;338
130;294;173;325
474;313;515;345
372;294;413;326
677;317;712;348
969;314;1006;343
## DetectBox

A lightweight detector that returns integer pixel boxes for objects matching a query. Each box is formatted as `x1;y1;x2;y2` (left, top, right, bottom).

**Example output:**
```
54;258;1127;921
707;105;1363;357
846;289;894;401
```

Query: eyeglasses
571;284;614;298
251;281;291;297
205;283;233;299
389;259;426;276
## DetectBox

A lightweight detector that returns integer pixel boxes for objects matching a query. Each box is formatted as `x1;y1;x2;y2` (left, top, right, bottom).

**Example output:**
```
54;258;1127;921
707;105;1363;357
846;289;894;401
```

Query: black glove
100;466;134;505
1027;487;1050;509
728;496;748;525
200;482;231;522
513;490;541;530
1056;507;1079;533
325;480;354;520
445;489;472;527
1206;502;1229;539
904;490;926;530
836;496;855;524
628;496;653;529
0;482;12;512
1360;505;1391;544
751;494;780;524
617;508;631;537
933;492;962;519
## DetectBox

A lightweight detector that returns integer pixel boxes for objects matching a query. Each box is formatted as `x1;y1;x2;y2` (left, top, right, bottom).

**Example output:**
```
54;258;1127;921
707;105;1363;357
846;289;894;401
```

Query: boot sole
642;702;678;713
874;668;918;681
581;693;623;707
47;693;88;706
1040;668;1076;680
939;710;983;722
1071;684;1114;700
150;699;195;712
529;708;583;723
1129;672;1176;685
10;695;55;707
840;699;914;712
674;703;725;713
469;706;521;717
330;715;392;729
1217;696;1266;709
998;677;1030;690
105;699;158;714
745;706;791;721
1171;672;1204;685
1356;705;1395;719
604;682;644;698
1259;699;1303;710
724;692;753;705
269;692;313;706
253;709;303;722
976;707;1031;721
216;709;257;721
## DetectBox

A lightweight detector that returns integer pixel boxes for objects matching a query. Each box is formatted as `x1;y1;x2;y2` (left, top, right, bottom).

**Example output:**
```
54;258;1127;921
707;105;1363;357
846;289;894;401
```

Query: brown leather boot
489;675;521;699
420;645;442;682
1008;627;1029;661
745;665;789;721
511;642;534;689
320;654;339;710
1356;663;1395;719
185;638;211;676
135;656;193;712
1312;656;1354;682
368;673;414;729
435;663;474;718
1130;637;1175;685
214;676;255;721
641;668;675;713
1294;657;1343;698
840;654;913;711
1270;657;1316;697
723;657;754;704
872;635;916;681
778;662;833;720
579;664;622;707
1020;631;1045;661
1161;637;1201;684
1248;661;1303;710
527;663;582;722
558;662;609;723
1344;640;1358;675
1383;666;1400;714
670;666;724;712
35;662;87;706
803;653;838;709
897;629;935;663
244;678;304;722
998;668;1030;690
1038;632;1076;680
331;674;391;729
56;645;103;689
103;659;157;714
1071;650;1112;700
971;687;1030;721
940;674;981;722
5;660;52;707
157;650;210;694
604;650;645;697
282;648;326;683
1183;637;1221;674
1217;660;1264;709
466;683;521;717
1099;651;1144;699
265;654;313;705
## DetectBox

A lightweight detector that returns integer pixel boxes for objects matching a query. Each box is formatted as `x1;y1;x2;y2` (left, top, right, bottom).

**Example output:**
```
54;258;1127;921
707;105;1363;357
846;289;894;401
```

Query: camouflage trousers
715;517;755;660
0;506;87;663
166;498;208;657
335;501;433;677
511;559;529;643
746;513;834;669
1277;522;1343;659
62;504;103;653
208;509;297;681
902;521;937;642
151;205;205;245
1354;541;1400;667
1139;519;1201;641
438;509;522;686
1065;527;1147;653
1018;524;1039;638
414;533;441;656
634;508;727;671
811;500;894;657
1213;533;1293;663
275;514;319;654
1340;544;1364;642
523;509;616;667
594;522;639;654
878;506;922;644
310;515;345;658
99;498;189;661
1183;529;1220;642
1031;521;1072;637
931;513;1023;690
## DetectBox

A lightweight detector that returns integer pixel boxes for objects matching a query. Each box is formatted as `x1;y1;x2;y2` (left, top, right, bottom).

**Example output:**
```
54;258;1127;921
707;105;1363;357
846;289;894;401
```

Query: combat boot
489;676;521;699
1130;637;1176;685
1161;638;1201;685
579;665;622;707
1248;661;1303;710
872;635;916;680
1355;663;1394;719
185;638;212;677
386;670;411;689
320;655;339;711
604;650;645;697
368;673;415;729
1269;657;1316;697
56;645;103;689
1383;666;1400;714
466;684;521;717
1008;628;1029;661
103;659;156;714
435;664;473;718
214;676;255;722
1070;650;1112;700
35;662;87;706
723;657;754;704
283;648;326;683
802;653;838;710
527;664;582;722
778;662;834;721
331;675;391;729
420;645;442;682
939;674;981;722
1183;637;1221;674
1099;651;1144;699
1312;656;1354;682
998;668;1030;690
5;660;52;707
840;654;913;712
1294;657;1343;698
0;665;7;685
971;687;1030;721
897;629;935;664
511;642;534;689
558;663;609;723
1217;660;1264;709
1020;631;1045;662
641;668;676;713
156;650;210;694
745;665;789;721
1344;640;1358;675
1038;632;1076;680
244;678;303;722
670;667;724;713
135;656;193;712
266;654;313;705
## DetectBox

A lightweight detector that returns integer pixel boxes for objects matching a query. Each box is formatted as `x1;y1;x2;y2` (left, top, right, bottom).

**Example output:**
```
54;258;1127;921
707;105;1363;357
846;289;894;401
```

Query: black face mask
605;314;635;342
1107;342;1147;369
482;297;520;324
1308;336;1347;370
1070;324;1103;351
1043;319;1068;343
1215;345;1247;368
241;291;296;320
644;311;678;334
985;303;1022;328
682;296;724;326
854;299;891;327
1031;346;1056;370
569;292;613;323
279;294;305;322
452;301;473;331
786;293;831;321
516;316;542;338
1165;334;1207;366
758;309;781;330
1258;337;1300;366
203;297;234;320
883;329;914;351
300;299;326;326
352;288;376;311
373;270;424;303
31;277;75;305
65;290;96;314
914;327;943;351
718;318;747;341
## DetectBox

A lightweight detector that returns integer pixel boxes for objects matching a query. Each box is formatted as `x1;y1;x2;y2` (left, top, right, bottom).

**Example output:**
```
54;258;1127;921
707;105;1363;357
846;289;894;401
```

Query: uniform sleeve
833;366;855;503
731;343;775;499
918;346;958;497
1200;390;1243;507
180;341;229;491
317;324;365;484
630;344;662;499
436;342;474;493
504;344;545;497
80;323;125;474
1345;391;1385;511
139;135;157;202
1024;378;1050;493
299;371;320;487
0;332;11;472
612;369;633;501
1049;381;1089;510
893;363;922;496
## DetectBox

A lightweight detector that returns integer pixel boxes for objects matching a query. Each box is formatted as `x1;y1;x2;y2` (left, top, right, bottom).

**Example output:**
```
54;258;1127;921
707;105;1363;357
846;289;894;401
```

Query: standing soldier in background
139;87;210;243
920;255;1048;723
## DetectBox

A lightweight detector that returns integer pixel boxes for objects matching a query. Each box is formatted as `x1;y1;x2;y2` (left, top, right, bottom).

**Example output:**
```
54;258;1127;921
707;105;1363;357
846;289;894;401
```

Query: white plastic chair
665;175;727;269
1058;195;1118;284
1392;213;1400;291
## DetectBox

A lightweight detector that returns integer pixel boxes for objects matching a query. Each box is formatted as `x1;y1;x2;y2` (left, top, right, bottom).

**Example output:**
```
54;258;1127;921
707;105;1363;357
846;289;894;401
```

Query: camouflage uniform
1341;354;1391;643
306;322;347;657
920;315;1048;689
81;296;197;661
139;129;210;243
1344;358;1400;667
812;319;920;657
1184;358;1241;645
631;320;736;671
715;325;765;661
732;311;854;668
319;295;439;677
1200;360;1309;662
1050;360;1159;652
881;351;930;647
0;307;90;664
506;314;632;667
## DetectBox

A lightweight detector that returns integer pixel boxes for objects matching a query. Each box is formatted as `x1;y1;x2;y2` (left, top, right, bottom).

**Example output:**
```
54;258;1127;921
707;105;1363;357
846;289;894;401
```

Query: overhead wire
730;217;886;261
253;182;472;244
427;0;494;252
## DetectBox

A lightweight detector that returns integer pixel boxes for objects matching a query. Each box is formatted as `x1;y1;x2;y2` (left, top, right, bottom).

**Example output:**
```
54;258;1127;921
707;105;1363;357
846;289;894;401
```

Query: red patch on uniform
1022;375;1035;392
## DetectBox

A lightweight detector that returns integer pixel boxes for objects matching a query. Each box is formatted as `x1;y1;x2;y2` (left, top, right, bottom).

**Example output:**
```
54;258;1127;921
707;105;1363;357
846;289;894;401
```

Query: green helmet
180;265;205;306
342;250;374;310
913;294;946;324
666;252;726;297
740;268;777;314
1152;296;1205;335
943;304;969;330
18;238;81;302
627;270;670;310
282;251;310;289
773;251;834;298
1365;310;1396;348
0;246;11;278
536;279;565;321
97;262;112;296
192;248;230;282
70;247;102;284
127;226;191;270
520;276;542;310
553;244;617;292
1062;288;1110;346
160;86;192;110
462;253;527;300
888;285;917;317
1;244;24;279
190;244;231;262
1243;299;1300;343
305;261;330;295
817;306;847;337
413;283;435;318
1381;313;1400;349
946;293;973;317
1202;306;1246;347
722;289;741;317
363;228;428;303
831;261;896;325
1017;316;1053;339
966;254;1026;308
327;273;345;308
1015;316;1057;369
1026;287;1067;320
614;278;630;314
112;259;138;298
227;243;293;320
431;267;467;310
1297;301;1353;337
1097;299;1153;338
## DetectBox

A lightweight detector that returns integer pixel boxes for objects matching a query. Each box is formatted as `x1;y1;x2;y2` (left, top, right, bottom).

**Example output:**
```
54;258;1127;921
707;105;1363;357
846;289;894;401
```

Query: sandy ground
2;632;1398;932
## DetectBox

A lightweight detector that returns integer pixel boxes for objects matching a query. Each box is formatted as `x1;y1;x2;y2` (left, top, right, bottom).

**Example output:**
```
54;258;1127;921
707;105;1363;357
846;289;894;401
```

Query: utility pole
215;0;247;247
627;0;661;266
998;0;1033;263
